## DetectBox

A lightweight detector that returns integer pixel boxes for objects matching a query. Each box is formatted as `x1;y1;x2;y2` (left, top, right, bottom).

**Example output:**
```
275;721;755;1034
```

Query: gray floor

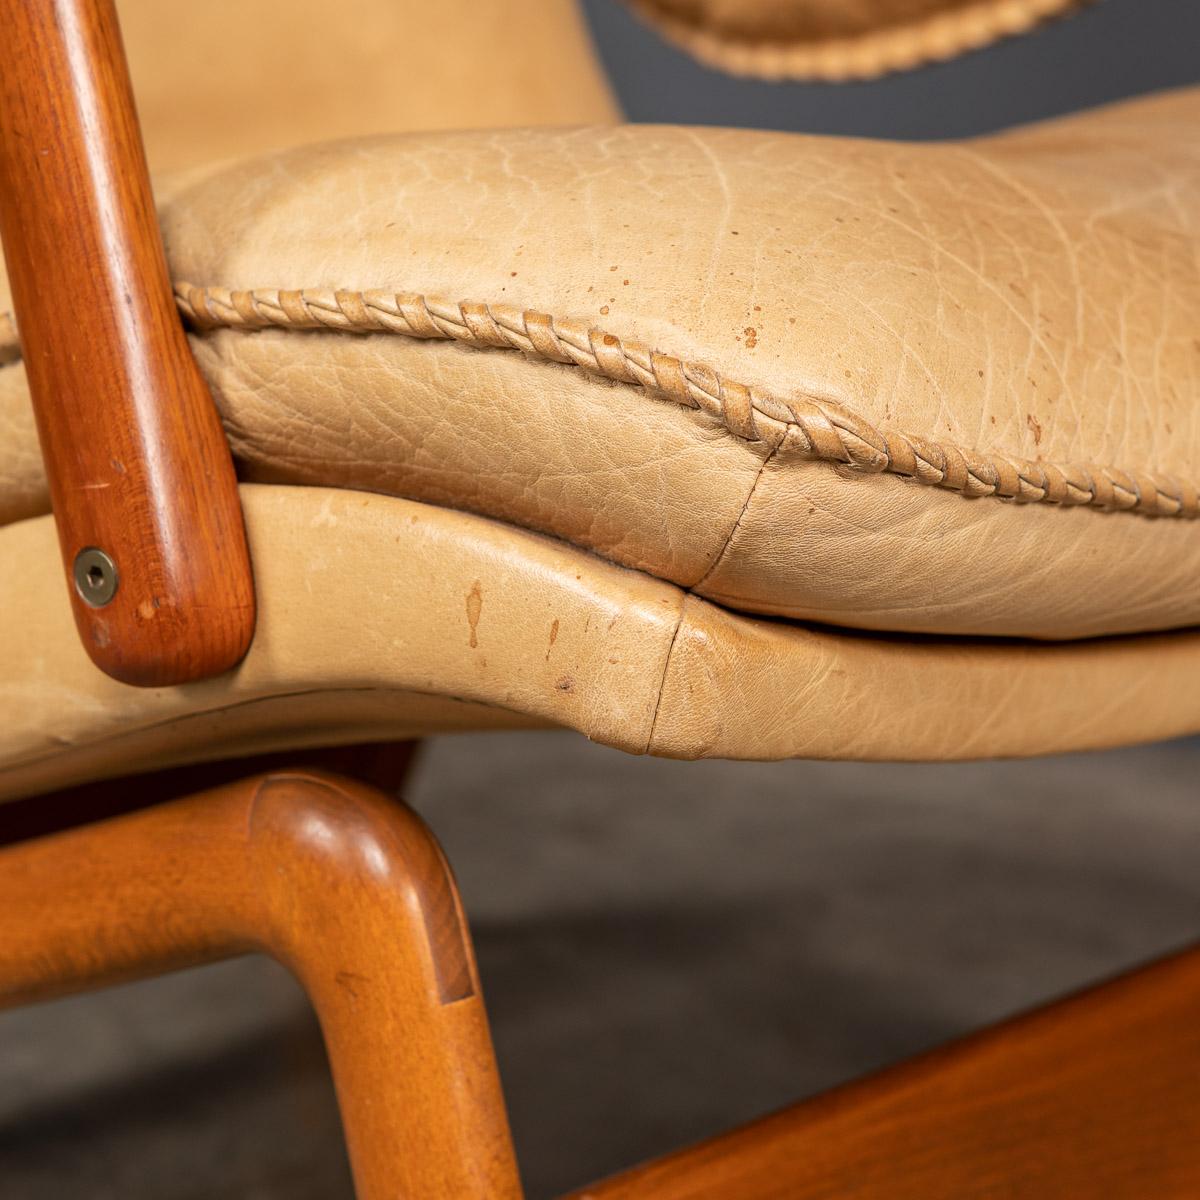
1;732;1198;1198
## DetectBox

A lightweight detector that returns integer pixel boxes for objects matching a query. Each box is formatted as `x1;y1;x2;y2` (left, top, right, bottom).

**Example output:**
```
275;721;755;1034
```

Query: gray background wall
583;0;1199;137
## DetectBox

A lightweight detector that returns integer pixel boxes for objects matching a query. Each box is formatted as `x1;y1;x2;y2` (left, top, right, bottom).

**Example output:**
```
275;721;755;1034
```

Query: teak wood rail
0;0;254;686
0;765;524;1200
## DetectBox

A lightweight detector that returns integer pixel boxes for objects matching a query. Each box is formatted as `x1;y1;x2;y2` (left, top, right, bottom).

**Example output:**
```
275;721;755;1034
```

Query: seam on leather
625;0;1089;81
693;443;778;591
646;596;688;755
175;284;1200;521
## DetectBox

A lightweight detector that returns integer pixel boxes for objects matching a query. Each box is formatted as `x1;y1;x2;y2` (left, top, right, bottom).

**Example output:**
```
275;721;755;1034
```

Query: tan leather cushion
6;485;1200;800
2;89;1198;642
625;0;1087;79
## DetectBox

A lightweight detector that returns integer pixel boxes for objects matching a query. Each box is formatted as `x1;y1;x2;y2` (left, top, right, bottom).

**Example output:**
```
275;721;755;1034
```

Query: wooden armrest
0;0;255;686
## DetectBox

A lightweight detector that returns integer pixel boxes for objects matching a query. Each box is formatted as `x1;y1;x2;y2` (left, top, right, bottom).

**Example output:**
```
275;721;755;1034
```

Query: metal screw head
73;547;119;607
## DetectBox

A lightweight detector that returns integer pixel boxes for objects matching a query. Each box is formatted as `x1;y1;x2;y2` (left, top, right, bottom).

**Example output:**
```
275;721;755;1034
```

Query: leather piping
3;285;1195;520
174;284;1198;521
625;0;1090;81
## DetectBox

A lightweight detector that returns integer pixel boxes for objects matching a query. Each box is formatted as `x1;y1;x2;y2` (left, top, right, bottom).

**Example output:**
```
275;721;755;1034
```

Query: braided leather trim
175;284;1199;520
626;0;1087;81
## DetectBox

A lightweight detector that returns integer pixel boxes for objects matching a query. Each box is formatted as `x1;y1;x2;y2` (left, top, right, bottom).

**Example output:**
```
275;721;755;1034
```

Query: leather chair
1;1;1197;1196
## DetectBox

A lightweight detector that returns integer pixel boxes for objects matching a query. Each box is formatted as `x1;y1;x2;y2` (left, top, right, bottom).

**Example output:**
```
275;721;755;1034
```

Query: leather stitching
172;284;1199;521
694;444;778;589
626;0;1090;81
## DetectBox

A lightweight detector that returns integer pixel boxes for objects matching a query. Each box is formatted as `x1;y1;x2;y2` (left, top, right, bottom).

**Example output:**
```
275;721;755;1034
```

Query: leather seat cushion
7;485;1200;801
1;88;1197;641
623;0;1087;79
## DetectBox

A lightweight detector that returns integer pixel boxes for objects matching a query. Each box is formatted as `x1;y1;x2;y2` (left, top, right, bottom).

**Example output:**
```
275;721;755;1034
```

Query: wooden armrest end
0;0;255;686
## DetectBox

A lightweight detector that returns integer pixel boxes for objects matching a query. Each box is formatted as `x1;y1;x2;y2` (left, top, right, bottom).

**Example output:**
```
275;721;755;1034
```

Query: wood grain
4;751;1196;1197
0;767;522;1199
0;0;254;686
568;943;1200;1199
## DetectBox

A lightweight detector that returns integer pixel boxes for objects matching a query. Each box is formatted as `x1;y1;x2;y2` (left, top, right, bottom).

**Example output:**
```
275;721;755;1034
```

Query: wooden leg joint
0;768;522;1199
7;763;1197;1200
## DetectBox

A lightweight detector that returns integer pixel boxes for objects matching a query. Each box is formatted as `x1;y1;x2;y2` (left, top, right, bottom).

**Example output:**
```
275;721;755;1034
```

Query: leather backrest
117;0;619;173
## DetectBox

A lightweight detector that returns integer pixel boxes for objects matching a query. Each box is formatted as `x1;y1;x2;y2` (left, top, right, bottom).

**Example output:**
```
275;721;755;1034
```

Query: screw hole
73;548;118;607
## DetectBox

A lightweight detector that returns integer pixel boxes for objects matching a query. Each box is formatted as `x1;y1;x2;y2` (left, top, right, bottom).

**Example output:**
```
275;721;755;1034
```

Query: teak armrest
0;0;254;686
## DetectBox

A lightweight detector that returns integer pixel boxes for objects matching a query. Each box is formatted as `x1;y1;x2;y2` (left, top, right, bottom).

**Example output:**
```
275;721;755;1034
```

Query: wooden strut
572;944;1200;1200
0;0;255;686
2;757;1199;1199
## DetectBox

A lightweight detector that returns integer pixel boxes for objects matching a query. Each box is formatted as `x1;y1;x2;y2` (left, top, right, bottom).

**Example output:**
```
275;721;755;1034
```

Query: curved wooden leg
0;768;523;1200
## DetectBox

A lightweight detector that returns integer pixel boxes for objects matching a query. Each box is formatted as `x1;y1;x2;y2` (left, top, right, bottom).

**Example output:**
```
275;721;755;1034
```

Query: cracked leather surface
2;88;1197;641
5;485;1200;799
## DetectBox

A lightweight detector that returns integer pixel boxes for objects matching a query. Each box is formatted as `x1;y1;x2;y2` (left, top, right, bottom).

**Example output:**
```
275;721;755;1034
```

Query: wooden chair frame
1;752;1197;1198
0;0;254;686
0;2;1196;1196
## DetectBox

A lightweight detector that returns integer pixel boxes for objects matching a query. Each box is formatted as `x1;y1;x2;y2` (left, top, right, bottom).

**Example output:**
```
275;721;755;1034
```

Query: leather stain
466;581;483;649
